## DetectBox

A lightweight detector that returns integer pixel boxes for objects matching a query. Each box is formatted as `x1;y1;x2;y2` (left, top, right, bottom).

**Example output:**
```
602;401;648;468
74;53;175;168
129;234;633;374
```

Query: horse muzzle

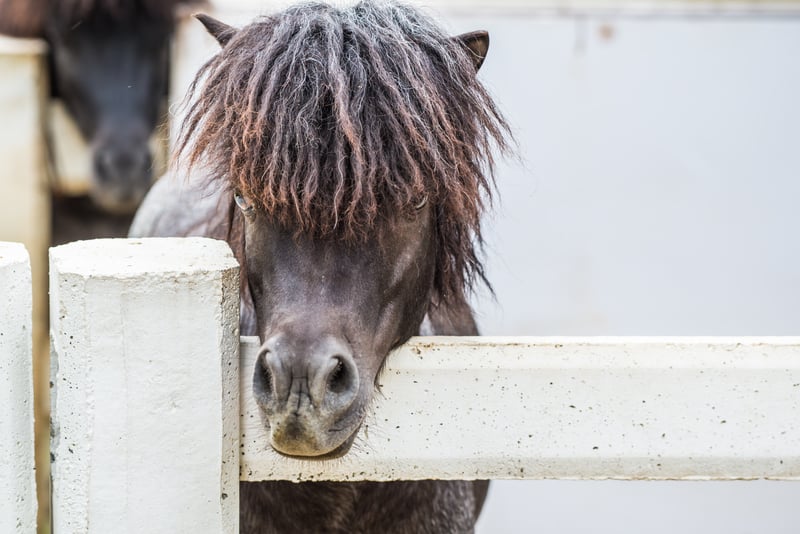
90;140;153;214
253;332;363;457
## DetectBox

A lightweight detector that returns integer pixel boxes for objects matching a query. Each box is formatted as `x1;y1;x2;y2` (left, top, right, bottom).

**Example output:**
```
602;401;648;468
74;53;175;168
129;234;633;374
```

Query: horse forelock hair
53;0;197;23
0;0;196;36
178;0;512;305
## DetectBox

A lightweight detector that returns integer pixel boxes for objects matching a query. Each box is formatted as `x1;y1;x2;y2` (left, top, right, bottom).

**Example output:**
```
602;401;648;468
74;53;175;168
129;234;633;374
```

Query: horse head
0;0;194;214
180;3;510;459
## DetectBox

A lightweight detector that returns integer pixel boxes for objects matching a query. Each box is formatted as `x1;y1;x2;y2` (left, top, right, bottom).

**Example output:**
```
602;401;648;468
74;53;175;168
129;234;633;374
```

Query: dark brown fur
51;0;192;22
177;1;510;305
241;480;489;534
0;0;194;36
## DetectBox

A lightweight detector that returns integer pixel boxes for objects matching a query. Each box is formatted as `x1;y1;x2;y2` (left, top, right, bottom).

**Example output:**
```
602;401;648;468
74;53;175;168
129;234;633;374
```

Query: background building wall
457;12;800;534
181;3;800;531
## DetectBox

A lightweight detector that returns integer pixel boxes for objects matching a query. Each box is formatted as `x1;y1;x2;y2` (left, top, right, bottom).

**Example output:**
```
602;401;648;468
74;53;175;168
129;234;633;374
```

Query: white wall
465;15;800;337
451;13;800;534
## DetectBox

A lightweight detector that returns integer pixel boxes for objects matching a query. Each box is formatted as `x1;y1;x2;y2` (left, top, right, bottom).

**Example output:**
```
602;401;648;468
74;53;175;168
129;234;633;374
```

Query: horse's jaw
268;422;362;461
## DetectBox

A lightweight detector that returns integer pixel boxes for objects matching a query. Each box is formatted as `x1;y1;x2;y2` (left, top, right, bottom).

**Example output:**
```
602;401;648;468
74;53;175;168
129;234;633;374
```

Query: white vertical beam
0;242;37;533
0;37;49;263
0;37;52;529
50;238;240;534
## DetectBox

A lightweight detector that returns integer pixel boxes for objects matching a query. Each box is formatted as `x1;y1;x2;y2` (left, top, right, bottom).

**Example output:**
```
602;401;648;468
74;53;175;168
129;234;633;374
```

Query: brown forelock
0;0;47;36
51;0;199;23
177;0;512;305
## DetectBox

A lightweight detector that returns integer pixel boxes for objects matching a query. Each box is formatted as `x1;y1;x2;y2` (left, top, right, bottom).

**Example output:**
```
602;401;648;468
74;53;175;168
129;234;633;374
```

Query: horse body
131;2;510;531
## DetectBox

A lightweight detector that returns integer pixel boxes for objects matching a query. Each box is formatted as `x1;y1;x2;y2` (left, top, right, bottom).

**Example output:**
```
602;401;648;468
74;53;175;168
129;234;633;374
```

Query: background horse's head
0;0;195;213
180;2;511;458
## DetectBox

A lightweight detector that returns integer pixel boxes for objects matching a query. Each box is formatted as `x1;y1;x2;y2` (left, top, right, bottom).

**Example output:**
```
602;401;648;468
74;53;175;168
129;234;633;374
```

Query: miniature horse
0;0;196;238
131;2;511;532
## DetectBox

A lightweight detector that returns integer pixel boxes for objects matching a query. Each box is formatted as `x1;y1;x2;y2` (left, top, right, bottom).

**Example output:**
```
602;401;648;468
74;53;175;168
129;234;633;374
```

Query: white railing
1;237;799;532
239;335;800;482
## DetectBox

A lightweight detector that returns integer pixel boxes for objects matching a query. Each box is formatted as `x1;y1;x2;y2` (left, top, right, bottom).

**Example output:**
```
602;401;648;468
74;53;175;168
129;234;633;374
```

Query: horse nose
254;334;359;418
91;145;153;213
94;145;152;187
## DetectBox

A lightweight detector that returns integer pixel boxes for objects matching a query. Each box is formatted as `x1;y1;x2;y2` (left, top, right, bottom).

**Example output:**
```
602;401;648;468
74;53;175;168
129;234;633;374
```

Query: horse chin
270;429;359;461
89;187;148;216
268;419;362;460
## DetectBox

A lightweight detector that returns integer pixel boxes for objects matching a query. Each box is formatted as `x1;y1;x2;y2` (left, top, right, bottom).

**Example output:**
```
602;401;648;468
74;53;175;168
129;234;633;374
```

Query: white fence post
0;38;52;527
49;238;240;534
0;242;37;533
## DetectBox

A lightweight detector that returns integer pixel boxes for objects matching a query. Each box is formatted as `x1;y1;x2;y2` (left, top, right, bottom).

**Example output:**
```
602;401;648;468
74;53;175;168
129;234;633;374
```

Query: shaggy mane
178;0;512;304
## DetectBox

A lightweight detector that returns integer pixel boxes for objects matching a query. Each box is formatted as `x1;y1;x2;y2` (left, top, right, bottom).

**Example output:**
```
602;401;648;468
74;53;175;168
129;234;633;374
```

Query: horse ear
195;13;236;47
454;30;490;72
0;0;47;38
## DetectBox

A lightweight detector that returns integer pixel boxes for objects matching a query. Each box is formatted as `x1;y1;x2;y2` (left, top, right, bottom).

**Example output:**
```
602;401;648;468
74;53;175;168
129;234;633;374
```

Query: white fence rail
240;336;800;482
1;237;799;531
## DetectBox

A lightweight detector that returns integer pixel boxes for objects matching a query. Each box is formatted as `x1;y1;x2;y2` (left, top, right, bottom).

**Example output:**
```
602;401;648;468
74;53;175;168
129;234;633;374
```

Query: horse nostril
260;355;273;396
94;147;151;183
327;357;349;395
256;334;358;414
93;152;113;183
252;349;276;407
320;352;358;409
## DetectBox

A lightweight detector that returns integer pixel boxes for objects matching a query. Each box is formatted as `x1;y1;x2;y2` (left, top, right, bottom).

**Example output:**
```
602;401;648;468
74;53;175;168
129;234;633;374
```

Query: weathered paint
240;336;800;482
49;238;240;534
0;242;37;533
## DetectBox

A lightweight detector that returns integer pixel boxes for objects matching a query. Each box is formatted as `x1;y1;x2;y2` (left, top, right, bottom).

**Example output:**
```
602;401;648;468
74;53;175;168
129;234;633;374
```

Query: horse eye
414;195;428;210
233;191;253;212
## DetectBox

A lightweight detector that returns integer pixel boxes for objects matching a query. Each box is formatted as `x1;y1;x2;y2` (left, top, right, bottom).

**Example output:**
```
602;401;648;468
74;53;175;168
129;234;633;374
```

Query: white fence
0;242;37;533
1;237;799;533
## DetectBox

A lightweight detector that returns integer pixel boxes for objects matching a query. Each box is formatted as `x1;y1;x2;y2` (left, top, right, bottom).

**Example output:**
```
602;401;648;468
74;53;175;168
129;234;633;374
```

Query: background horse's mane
178;0;512;304
0;0;197;36
52;0;196;23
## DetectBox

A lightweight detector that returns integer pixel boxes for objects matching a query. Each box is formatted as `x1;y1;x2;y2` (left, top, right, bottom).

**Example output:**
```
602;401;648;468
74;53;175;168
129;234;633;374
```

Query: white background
185;4;800;531
453;13;800;534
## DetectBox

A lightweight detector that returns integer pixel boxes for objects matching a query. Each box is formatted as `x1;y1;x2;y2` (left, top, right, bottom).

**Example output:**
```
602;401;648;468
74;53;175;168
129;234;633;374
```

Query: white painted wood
240;336;800;482
49;238;240;534
0;37;50;359
0;37;49;255
0;39;52;528
0;243;37;533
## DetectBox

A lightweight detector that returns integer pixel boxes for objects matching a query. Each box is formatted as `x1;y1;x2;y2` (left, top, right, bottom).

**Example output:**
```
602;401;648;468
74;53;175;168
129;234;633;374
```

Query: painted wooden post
0;37;51;527
0;242;37;533
49;238;240;534
0;37;49;293
240;336;800;481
